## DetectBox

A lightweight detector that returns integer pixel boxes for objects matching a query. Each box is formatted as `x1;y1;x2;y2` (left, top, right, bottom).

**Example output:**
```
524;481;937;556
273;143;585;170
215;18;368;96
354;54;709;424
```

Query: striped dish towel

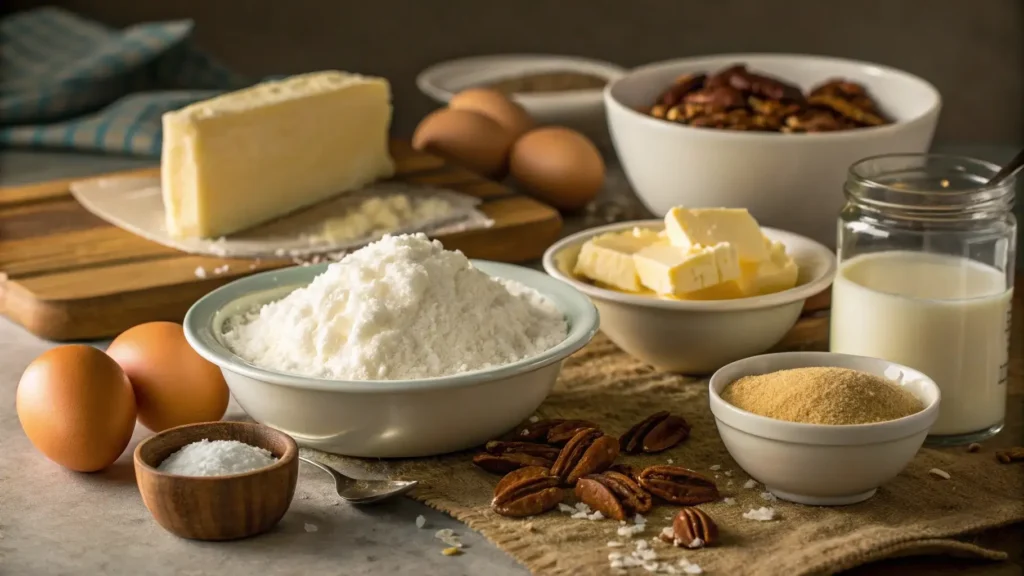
0;7;250;157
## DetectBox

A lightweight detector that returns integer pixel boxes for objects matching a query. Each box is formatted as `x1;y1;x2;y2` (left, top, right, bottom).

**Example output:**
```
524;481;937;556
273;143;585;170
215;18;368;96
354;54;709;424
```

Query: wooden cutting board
0;140;563;341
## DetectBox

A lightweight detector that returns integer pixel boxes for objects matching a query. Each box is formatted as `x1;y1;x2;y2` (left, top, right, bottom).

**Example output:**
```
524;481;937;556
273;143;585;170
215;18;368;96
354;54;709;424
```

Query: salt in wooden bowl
133;421;298;540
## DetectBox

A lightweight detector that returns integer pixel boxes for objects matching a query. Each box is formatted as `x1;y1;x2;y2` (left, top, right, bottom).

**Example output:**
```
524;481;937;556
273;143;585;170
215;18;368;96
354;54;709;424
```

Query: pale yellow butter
161;71;396;238
664;207;769;262
573;228;660;292
633;242;739;297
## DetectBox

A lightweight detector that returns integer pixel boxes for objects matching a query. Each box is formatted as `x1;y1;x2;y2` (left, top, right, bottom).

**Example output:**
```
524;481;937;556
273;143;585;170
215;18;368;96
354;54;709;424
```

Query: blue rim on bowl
183;260;599;393
543;219;837;312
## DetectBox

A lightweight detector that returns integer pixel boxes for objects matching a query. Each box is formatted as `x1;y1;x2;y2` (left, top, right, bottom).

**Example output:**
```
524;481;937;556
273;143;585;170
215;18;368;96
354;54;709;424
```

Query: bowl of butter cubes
543;206;836;374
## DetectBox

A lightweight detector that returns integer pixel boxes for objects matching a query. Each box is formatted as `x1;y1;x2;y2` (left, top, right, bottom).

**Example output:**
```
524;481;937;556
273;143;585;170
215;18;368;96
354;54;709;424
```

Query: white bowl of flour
183;234;599;458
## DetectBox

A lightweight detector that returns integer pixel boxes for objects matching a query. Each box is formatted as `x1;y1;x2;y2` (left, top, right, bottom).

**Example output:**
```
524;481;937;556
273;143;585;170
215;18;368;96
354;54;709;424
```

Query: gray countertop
0;143;1020;575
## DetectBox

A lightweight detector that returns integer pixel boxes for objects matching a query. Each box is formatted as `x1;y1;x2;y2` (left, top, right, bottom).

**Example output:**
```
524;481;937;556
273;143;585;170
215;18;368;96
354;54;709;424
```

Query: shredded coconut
157;439;277;476
760;491;778;502
223;234;568;380
743;479;759;489
929;467;951;480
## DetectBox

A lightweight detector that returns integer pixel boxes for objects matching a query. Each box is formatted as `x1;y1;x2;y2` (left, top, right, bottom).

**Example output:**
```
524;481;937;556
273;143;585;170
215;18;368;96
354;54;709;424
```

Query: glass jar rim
845;153;1015;217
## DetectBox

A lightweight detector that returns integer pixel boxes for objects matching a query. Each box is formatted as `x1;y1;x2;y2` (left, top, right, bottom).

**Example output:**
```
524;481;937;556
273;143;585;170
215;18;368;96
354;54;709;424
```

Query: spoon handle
299;456;354;488
987;148;1024;185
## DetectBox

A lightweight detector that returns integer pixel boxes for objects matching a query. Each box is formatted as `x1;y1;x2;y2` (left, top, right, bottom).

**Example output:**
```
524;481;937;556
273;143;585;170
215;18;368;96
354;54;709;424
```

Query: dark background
3;0;1022;143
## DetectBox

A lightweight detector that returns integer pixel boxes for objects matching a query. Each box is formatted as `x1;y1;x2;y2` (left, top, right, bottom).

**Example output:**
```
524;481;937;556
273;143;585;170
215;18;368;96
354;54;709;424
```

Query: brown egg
106;322;229;432
412;108;515;177
449;88;534;140
16;345;137;472
509;127;605;211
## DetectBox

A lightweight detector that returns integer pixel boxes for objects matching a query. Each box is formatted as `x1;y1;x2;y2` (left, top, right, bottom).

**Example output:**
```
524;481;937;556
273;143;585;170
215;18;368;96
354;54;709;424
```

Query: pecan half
708;64;803;101
575;471;653;521
550;428;620;485
783;109;846;133
663;507;718;548
484;441;561;461
546;420;602;445
516;419;600;445
492;473;564;517
638;465;719;505
809;79;878;111
495;466;551;496
807;94;886;126
683;85;746;111
656;73;707;107
473;452;553;475
996;447;1024;464
620;412;691;454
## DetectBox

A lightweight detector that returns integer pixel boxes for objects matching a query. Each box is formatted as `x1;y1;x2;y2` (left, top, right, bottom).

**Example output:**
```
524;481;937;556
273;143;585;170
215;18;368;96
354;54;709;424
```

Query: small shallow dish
605;53;941;247
709;352;940;505
134;421;299;540
417;54;626;141
184;260;599;458
543;220;836;374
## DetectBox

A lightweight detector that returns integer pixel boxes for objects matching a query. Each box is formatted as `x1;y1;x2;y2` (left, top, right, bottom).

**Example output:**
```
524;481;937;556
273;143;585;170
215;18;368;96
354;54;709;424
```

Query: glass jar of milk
832;154;1016;445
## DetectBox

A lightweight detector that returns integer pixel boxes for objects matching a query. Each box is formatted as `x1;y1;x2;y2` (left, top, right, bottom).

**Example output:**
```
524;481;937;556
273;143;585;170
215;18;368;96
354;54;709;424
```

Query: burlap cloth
313;334;1024;576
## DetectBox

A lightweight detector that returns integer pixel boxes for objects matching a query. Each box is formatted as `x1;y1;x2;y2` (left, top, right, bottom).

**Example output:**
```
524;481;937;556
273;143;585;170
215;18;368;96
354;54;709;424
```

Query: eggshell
106;321;229;432
412;108;515;177
509;127;605;211
449;88;534;139
16;345;136;472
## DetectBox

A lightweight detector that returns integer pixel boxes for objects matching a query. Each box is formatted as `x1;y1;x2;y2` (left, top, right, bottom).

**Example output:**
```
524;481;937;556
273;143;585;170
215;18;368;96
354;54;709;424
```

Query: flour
223;234;567;380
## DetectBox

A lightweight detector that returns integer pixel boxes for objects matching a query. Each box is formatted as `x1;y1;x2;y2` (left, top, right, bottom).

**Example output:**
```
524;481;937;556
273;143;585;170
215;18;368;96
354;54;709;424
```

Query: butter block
664;207;769;262
633;242;739;297
161;71;396;238
573;228;660;292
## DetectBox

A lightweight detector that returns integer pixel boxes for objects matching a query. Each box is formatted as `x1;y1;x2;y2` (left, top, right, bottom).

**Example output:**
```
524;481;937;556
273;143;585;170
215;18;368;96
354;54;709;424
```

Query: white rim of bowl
417;53;627;103
183;260;600;393
604;52;942;142
542;219;838;312
707;351;942;445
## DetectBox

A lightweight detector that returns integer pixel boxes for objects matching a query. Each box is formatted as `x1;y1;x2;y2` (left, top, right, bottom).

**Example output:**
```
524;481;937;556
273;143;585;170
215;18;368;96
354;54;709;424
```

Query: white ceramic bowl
417;54;626;142
709;352;941;505
183;260;599;458
605;53;941;248
542;220;836;374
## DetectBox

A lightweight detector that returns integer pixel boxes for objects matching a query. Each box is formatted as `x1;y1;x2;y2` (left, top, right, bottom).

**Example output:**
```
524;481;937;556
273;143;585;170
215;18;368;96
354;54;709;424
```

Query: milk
830;251;1012;437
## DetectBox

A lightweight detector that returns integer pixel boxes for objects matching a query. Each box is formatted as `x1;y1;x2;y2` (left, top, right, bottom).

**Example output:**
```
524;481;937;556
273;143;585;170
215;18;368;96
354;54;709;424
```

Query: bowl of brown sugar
709;352;940;506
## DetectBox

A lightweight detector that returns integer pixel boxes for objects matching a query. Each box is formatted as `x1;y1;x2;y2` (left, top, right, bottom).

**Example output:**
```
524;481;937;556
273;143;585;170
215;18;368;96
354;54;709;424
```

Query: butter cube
664;207;769;262
633;242;739;297
738;240;799;295
573;228;659;292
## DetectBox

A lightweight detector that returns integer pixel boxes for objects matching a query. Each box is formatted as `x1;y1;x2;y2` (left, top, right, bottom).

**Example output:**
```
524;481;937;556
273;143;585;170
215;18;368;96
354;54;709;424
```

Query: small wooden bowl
133;421;298;541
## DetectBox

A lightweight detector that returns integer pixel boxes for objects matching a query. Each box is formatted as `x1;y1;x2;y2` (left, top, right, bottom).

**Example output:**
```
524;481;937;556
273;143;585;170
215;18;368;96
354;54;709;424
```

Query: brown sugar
721;367;923;425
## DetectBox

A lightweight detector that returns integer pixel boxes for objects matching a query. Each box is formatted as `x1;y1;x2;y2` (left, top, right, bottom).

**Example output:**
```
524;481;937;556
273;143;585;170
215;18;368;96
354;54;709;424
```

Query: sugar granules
157;439;277;476
223;234;567;381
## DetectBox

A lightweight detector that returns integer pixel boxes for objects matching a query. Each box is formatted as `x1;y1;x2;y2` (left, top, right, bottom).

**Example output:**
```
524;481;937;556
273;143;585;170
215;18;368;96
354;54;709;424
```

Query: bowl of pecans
604;53;941;248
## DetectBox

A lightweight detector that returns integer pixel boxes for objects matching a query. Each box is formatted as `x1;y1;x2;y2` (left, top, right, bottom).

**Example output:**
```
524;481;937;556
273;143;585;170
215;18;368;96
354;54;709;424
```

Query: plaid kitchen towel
0;7;250;156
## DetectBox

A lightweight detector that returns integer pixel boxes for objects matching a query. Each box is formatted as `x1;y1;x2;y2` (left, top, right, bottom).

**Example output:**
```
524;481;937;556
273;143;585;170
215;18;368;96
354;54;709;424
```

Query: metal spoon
299;456;418;504
986;148;1024;185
